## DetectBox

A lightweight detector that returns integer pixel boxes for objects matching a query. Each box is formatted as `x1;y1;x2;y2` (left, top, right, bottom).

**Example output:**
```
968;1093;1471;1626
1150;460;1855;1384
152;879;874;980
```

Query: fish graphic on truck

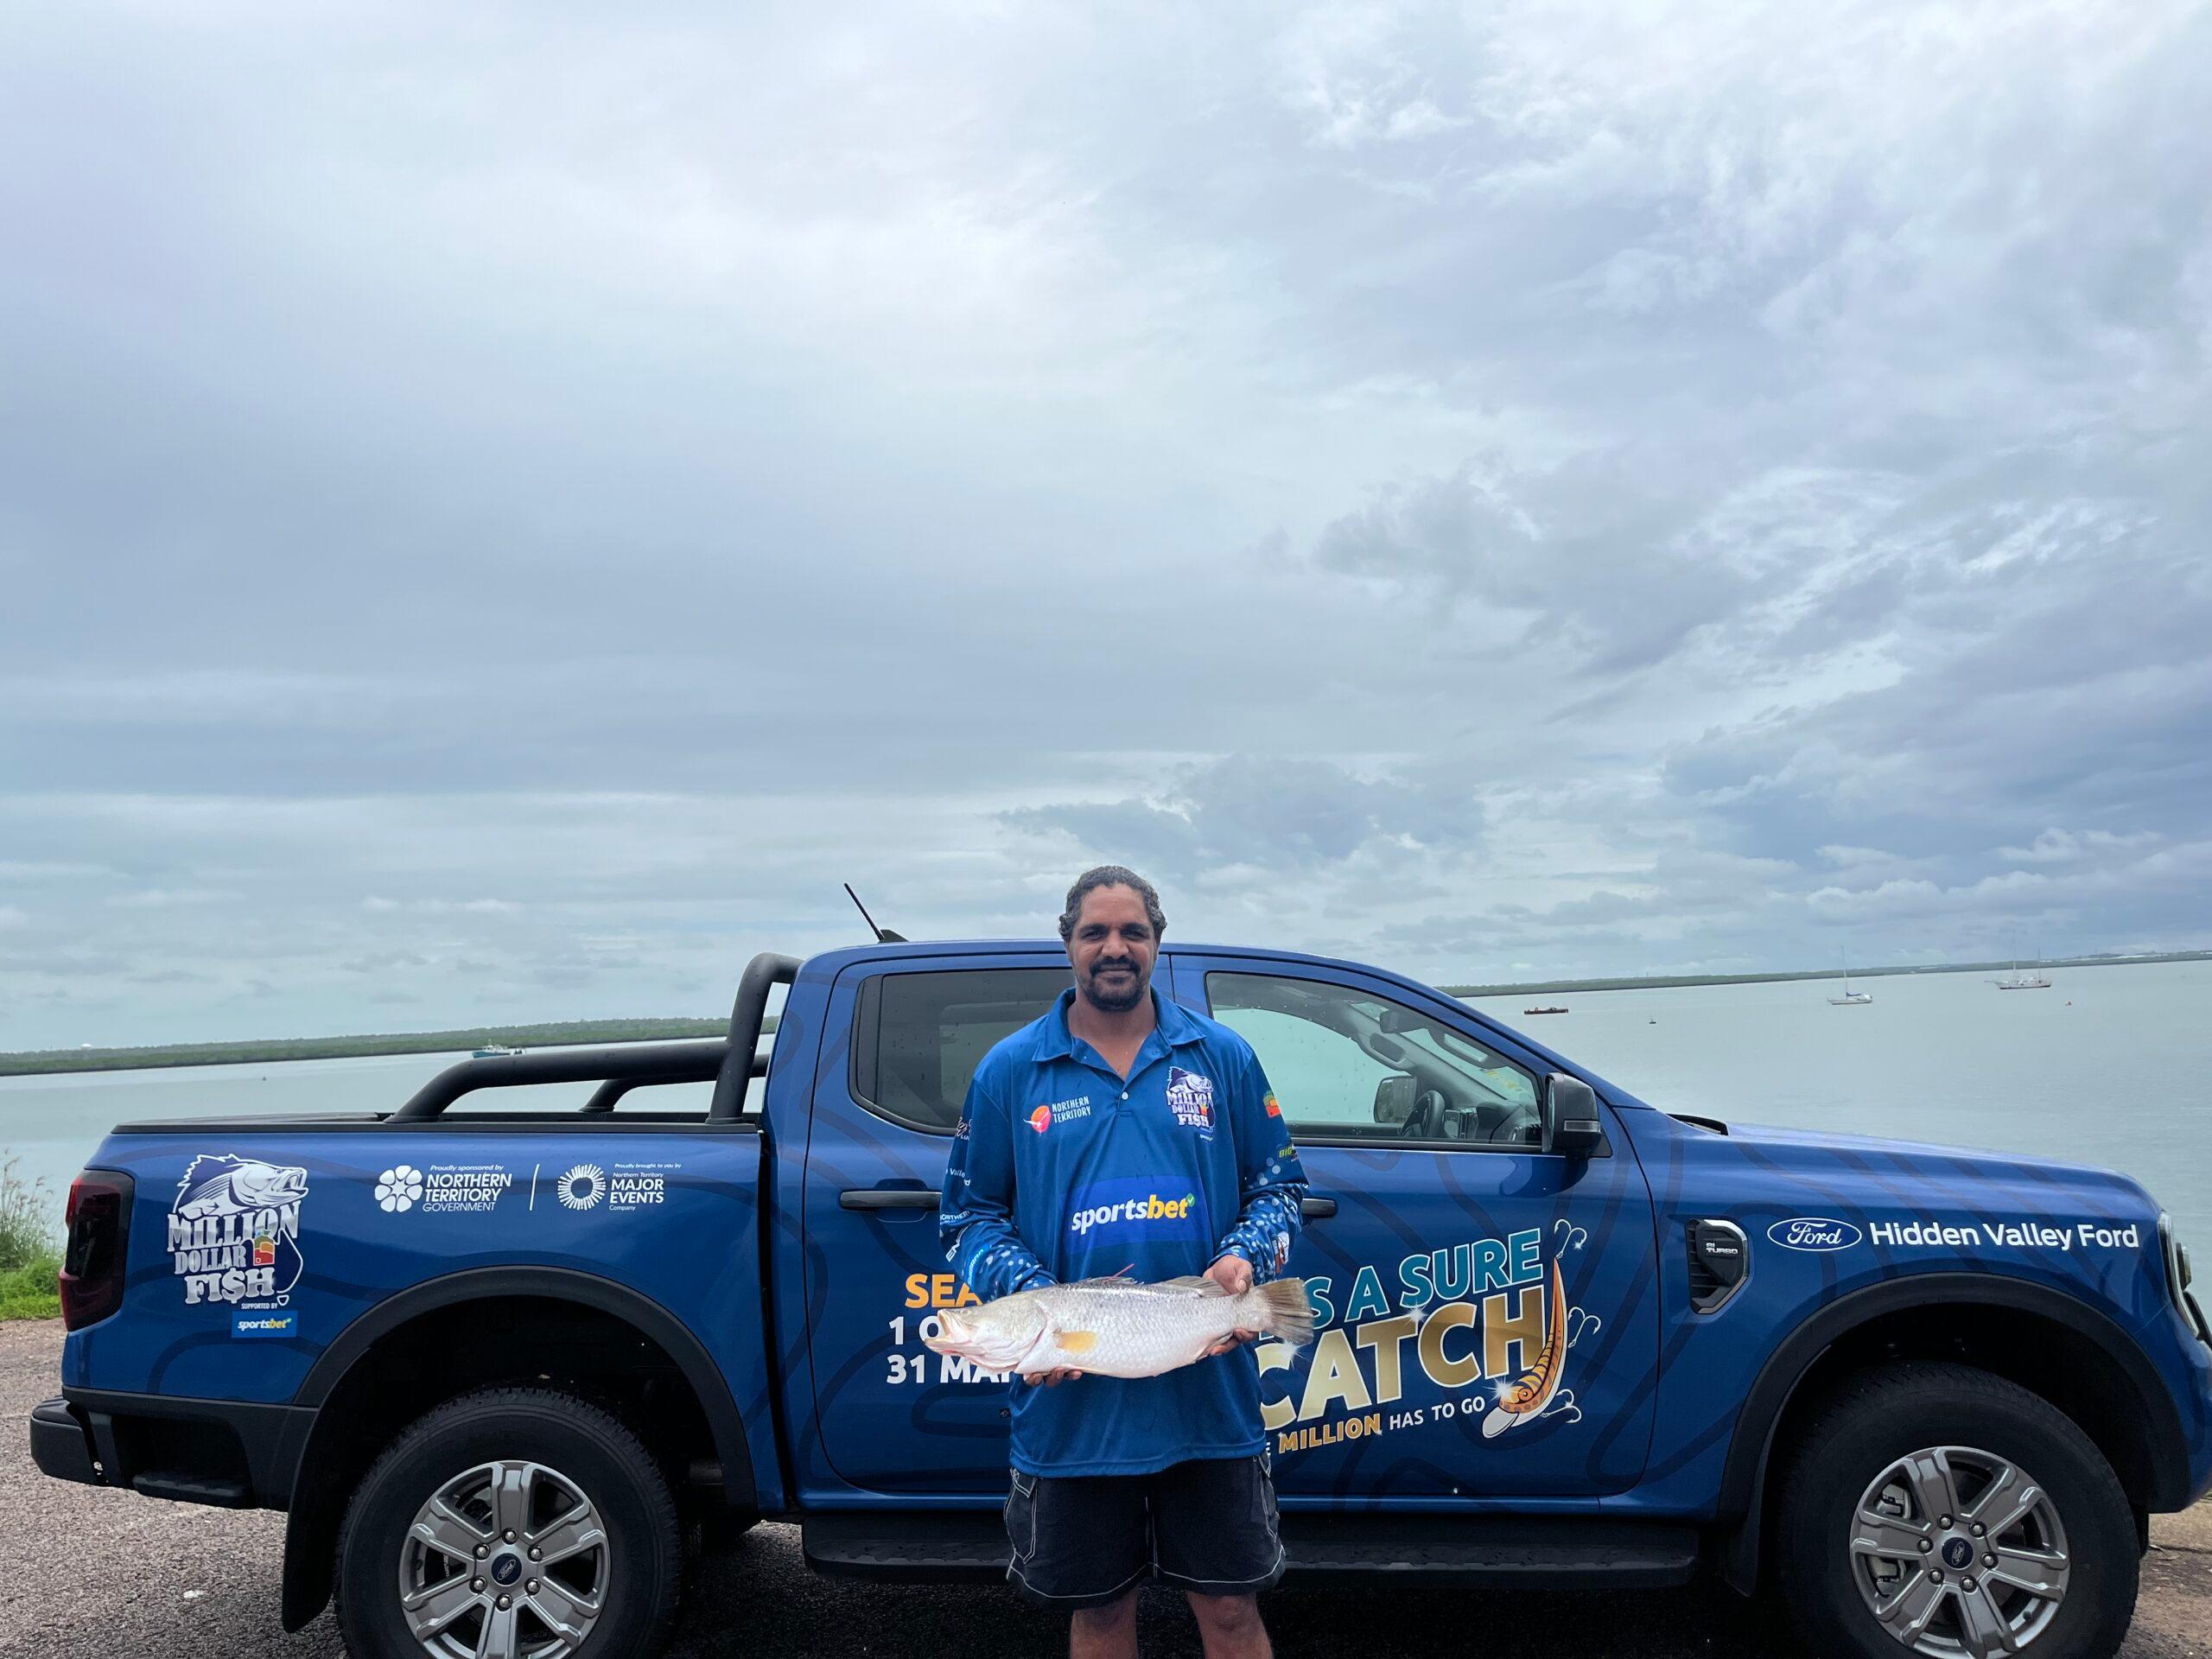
165;1154;308;1306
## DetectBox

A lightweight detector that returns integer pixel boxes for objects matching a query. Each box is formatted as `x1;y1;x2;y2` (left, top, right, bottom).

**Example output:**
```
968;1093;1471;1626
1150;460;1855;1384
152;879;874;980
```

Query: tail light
60;1171;133;1331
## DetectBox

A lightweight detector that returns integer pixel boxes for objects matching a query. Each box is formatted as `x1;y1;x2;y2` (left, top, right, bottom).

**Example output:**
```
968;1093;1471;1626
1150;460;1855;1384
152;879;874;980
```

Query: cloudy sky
5;2;2209;1047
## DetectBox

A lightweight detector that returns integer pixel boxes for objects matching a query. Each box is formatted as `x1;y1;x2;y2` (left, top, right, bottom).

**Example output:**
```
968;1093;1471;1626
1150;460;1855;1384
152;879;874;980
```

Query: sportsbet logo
1065;1177;1209;1245
1071;1192;1196;1236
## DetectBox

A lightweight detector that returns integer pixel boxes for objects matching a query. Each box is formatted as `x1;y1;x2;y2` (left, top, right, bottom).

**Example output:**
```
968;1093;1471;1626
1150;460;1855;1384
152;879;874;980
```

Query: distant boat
473;1042;522;1058
1994;966;2052;990
1523;1006;1569;1016
1828;952;1872;1006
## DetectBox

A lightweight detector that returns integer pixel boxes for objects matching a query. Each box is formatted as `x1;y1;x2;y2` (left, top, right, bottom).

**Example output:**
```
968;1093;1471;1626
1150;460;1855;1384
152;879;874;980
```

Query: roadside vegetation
1;1014;775;1077
0;1157;61;1321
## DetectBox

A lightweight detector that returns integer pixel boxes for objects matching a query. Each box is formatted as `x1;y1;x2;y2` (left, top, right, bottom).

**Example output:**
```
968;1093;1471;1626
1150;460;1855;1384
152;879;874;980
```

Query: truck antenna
843;883;906;944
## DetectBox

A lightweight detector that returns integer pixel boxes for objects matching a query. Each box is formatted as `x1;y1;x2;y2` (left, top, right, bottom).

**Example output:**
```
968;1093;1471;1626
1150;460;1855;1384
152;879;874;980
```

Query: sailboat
1994;961;2052;990
1828;953;1872;1006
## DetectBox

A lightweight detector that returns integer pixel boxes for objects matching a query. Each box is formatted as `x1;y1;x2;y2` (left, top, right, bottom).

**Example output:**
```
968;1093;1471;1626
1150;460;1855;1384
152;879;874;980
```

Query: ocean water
1467;957;2212;1240
2;959;2206;1243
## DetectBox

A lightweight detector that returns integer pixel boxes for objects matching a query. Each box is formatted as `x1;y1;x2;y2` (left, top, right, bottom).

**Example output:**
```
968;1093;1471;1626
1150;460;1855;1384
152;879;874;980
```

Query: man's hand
1202;1253;1260;1358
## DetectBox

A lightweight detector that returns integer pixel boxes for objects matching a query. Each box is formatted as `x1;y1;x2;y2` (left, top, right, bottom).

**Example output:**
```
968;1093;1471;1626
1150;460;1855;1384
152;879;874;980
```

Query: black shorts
1004;1453;1284;1607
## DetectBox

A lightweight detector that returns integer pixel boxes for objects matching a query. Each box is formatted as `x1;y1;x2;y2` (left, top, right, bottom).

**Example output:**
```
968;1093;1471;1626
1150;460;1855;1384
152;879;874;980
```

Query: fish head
923;1295;1048;1370
230;1161;308;1209
177;1154;307;1217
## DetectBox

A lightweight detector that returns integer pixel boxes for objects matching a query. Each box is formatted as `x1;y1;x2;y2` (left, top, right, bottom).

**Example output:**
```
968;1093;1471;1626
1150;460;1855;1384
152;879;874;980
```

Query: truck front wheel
1776;1361;2136;1659
335;1386;682;1659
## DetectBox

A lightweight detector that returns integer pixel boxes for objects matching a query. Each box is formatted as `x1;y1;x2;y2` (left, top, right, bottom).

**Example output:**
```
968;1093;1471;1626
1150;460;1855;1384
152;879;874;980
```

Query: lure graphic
1483;1260;1569;1439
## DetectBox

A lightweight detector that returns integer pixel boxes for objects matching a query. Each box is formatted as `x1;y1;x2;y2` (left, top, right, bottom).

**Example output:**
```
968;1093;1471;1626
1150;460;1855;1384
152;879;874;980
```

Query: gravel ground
3;1319;2205;1657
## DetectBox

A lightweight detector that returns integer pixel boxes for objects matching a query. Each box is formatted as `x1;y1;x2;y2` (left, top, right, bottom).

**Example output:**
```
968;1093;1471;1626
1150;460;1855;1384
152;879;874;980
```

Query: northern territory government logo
168;1154;308;1307
1165;1067;1215;1133
376;1163;514;1217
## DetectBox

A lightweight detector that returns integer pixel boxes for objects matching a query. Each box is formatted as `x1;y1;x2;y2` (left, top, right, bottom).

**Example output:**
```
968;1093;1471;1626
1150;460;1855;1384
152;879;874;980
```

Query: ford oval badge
1768;1217;1863;1252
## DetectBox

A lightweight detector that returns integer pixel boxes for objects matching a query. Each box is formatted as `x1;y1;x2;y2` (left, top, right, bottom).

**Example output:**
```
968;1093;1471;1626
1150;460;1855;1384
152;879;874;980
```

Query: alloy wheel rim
1849;1443;2069;1658
397;1459;611;1659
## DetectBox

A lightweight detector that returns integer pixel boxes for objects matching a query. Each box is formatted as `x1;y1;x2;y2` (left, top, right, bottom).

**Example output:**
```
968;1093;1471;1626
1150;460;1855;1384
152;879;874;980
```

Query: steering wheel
1399;1088;1450;1139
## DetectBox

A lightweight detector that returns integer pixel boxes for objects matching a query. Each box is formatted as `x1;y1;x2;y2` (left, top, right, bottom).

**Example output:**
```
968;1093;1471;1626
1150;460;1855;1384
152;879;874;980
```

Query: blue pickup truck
33;942;2212;1659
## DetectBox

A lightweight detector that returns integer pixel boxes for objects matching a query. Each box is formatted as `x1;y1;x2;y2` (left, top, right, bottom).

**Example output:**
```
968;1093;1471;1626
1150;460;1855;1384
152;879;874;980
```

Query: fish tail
1255;1278;1316;1349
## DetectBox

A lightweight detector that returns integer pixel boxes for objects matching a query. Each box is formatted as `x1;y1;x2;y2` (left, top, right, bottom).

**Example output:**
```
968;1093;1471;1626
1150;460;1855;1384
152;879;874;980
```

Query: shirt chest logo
1028;1095;1094;1133
1165;1066;1216;1133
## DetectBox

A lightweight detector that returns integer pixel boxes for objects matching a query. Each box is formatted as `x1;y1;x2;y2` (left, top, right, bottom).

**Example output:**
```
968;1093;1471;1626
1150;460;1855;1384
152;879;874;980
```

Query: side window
1205;972;1540;1148
850;969;1070;1133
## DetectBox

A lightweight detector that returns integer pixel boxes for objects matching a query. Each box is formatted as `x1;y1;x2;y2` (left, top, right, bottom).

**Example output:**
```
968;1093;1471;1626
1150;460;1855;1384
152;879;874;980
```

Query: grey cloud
3;3;2209;1043
1007;756;1484;887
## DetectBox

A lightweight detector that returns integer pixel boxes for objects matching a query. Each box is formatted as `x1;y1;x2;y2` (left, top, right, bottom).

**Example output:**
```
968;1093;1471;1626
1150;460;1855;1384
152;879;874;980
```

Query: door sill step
1280;1516;1698;1586
804;1512;1699;1587
804;1512;1010;1580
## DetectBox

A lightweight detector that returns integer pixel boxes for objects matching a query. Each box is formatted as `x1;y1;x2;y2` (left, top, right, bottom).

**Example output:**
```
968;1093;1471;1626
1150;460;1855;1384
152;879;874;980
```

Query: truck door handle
839;1189;940;1211
1301;1196;1338;1219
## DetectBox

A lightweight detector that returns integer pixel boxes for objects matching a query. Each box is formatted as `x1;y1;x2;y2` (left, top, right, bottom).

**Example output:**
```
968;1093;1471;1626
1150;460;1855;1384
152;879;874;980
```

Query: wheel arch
279;1268;755;1631
1716;1272;2189;1594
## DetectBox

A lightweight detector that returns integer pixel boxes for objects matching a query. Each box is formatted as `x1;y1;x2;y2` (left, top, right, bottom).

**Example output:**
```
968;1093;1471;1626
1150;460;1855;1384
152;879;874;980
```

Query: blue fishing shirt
938;986;1309;1478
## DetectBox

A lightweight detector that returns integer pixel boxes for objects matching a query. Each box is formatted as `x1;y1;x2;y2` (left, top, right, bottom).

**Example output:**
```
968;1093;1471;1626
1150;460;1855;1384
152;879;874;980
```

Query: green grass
0;1255;60;1321
0;1156;60;1322
0;1014;775;1077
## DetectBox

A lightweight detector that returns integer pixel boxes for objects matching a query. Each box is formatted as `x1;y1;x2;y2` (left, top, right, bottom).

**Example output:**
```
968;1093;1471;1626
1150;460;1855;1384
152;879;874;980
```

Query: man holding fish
936;867;1314;1658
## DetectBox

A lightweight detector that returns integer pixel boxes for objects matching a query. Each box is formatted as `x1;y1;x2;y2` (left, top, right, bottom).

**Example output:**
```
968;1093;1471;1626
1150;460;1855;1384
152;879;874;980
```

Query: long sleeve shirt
938;987;1309;1476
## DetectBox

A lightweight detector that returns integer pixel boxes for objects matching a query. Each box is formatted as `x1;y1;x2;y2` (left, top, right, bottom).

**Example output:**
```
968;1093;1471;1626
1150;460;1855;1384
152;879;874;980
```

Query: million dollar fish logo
167;1154;308;1307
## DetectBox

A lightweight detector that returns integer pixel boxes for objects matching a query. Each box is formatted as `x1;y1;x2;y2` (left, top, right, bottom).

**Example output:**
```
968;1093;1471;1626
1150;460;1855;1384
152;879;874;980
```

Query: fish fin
1056;1330;1099;1354
1156;1275;1230;1296
1257;1277;1316;1348
1065;1275;1146;1291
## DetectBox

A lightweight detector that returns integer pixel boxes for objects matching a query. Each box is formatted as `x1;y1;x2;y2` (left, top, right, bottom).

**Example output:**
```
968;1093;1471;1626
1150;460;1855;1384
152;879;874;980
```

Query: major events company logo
555;1160;677;1213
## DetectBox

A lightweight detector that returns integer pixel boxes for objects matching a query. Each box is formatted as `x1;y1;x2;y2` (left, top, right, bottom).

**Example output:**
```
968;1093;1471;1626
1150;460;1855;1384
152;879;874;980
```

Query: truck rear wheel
1776;1362;2136;1659
335;1386;681;1659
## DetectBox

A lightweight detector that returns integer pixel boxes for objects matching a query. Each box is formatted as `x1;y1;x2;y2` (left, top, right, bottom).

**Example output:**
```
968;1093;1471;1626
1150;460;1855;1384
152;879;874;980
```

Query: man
939;866;1309;1659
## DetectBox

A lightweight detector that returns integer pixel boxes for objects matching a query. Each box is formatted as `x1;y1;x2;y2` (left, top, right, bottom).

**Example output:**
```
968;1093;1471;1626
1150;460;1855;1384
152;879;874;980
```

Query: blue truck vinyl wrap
1618;1108;2212;1516
63;1128;788;1515
52;937;2212;1543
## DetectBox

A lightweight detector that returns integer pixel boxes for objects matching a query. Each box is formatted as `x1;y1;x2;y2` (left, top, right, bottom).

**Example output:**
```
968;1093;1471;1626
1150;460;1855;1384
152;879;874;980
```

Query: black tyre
1776;1362;2137;1659
335;1386;682;1659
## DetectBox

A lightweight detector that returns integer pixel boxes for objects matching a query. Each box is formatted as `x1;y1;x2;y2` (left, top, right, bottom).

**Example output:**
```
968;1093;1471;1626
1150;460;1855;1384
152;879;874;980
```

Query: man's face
1066;885;1158;1014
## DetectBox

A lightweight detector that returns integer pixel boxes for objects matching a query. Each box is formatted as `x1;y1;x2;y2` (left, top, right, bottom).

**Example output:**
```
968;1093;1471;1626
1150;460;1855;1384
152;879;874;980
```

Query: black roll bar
389;950;798;1122
709;952;800;1122
393;1039;732;1121
581;1052;766;1114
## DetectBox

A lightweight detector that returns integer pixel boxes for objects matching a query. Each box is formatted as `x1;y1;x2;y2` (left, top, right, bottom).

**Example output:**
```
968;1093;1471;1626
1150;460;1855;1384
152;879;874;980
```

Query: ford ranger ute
31;943;2212;1659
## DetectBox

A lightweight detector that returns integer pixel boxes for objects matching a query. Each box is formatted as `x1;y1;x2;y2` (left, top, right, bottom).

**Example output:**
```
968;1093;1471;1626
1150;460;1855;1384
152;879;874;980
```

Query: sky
4;1;2210;1048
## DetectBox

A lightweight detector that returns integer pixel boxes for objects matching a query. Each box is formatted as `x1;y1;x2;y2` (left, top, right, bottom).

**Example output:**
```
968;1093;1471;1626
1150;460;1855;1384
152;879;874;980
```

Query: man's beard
1078;959;1147;1014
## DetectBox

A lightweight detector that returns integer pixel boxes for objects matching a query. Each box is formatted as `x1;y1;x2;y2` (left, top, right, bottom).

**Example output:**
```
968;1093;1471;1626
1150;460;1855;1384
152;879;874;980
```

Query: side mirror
1541;1073;1605;1156
1372;1073;1417;1124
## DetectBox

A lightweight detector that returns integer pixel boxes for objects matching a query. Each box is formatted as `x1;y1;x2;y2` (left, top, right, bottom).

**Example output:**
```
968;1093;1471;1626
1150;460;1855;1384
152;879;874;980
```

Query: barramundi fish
922;1274;1315;1379
174;1154;308;1220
